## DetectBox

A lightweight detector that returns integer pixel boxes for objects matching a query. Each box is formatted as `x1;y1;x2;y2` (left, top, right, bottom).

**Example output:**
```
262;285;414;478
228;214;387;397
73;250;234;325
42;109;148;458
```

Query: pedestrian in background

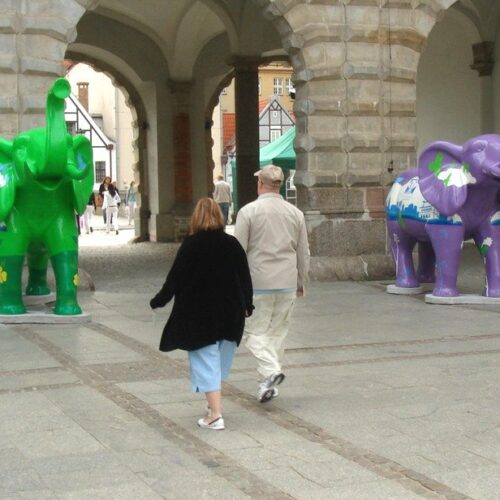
126;180;137;226
99;176;111;224
82;192;96;234
150;198;253;430
234;165;310;403
103;184;121;235
213;175;232;226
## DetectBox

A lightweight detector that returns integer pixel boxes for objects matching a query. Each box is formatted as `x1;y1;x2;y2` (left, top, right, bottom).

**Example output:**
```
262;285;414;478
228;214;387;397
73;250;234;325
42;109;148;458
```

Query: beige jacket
213;180;232;204
234;193;310;291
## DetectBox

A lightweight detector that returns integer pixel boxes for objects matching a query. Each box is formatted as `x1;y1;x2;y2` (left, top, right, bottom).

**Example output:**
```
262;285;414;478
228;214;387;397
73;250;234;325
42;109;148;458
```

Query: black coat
150;230;254;352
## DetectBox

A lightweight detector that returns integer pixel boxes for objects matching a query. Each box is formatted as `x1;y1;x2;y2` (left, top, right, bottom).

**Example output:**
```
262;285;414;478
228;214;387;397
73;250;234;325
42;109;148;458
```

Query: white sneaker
197;416;225;430
258;383;273;403
258;384;279;403
258;372;284;403
265;372;285;389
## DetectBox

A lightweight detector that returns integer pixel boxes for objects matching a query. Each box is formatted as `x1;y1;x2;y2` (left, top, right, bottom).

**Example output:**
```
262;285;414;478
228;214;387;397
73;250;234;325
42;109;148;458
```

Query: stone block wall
0;0;87;138
258;0;445;279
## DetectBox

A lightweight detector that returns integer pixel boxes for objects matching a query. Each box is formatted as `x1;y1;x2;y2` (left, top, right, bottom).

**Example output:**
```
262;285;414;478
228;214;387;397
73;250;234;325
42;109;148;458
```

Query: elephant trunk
44;78;71;178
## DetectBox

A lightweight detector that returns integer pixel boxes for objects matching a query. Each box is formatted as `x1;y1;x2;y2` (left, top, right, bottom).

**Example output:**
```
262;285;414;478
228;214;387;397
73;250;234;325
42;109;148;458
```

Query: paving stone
0;240;497;498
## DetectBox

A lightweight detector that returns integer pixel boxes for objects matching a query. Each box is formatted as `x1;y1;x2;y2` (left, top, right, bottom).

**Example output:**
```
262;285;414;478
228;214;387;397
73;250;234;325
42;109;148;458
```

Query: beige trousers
244;291;296;379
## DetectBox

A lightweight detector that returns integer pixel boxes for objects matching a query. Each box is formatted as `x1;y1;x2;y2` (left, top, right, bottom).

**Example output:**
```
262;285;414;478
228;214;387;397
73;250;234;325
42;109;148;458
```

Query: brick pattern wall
173;113;193;205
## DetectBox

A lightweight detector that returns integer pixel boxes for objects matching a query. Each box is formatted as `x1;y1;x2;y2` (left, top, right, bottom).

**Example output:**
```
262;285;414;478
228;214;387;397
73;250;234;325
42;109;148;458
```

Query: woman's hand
150;297;162;309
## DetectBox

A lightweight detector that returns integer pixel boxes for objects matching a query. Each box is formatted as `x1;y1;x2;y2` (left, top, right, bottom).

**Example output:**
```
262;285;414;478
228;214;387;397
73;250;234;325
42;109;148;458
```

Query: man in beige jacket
234;165;310;403
213;175;232;225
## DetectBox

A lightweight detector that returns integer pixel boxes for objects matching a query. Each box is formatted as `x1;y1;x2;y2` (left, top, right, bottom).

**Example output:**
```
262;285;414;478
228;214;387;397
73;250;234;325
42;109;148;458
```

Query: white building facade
66;63;135;193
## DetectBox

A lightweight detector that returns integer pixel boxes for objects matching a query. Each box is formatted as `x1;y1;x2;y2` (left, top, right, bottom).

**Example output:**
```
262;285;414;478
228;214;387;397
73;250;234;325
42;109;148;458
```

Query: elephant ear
418;141;473;216
0;138;16;222
71;135;94;215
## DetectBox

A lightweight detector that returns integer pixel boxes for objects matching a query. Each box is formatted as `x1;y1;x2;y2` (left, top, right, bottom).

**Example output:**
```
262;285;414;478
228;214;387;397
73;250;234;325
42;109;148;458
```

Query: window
66;121;77;135
285;78;294;96
258;77;262;96
270;129;281;142
273;77;283;95
95;161;106;183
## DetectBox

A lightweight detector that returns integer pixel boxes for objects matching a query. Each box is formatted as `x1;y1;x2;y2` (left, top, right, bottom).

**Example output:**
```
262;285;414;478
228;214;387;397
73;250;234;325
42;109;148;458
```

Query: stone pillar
259;1;425;279
169;80;194;239
231;58;261;211
470;41;495;133
0;0;88;139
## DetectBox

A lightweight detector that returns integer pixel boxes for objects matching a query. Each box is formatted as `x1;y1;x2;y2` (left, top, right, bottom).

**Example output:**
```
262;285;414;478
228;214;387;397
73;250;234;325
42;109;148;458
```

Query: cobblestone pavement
1;220;499;499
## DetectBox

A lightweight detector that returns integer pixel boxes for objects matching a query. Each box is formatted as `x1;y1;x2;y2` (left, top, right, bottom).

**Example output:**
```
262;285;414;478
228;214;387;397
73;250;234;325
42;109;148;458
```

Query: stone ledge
310;254;394;281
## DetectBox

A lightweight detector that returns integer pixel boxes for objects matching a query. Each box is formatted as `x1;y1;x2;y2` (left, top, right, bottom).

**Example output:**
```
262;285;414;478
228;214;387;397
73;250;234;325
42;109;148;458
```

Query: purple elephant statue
386;134;500;297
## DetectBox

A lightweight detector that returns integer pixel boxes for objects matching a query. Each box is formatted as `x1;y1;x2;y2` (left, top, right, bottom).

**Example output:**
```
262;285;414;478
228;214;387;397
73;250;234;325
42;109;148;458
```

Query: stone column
259;1;425;279
230;58;261;211
168;80;194;239
470;41;495;133
0;0;88;138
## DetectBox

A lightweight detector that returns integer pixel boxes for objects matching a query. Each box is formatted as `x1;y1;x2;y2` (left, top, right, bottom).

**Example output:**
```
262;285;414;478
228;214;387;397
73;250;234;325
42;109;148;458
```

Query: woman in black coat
150;198;253;430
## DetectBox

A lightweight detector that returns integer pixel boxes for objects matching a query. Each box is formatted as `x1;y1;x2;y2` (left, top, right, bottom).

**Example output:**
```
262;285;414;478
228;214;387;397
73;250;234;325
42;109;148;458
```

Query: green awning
231;126;296;211
259;126;295;170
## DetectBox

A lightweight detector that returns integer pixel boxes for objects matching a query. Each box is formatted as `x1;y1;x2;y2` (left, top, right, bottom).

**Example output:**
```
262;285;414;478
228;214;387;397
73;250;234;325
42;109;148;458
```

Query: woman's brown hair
190;197;224;234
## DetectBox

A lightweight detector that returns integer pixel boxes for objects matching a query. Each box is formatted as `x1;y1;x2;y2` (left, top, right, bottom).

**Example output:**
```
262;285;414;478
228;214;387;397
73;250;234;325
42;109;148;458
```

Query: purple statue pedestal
386;284;433;295
425;294;500;305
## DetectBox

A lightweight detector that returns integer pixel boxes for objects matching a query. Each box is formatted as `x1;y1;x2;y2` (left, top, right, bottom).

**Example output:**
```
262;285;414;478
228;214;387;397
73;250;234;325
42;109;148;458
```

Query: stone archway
65;51;150;241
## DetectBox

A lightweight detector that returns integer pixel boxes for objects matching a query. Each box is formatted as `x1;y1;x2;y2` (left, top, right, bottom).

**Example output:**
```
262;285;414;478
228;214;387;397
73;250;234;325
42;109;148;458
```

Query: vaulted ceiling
76;0;284;81
454;0;500;40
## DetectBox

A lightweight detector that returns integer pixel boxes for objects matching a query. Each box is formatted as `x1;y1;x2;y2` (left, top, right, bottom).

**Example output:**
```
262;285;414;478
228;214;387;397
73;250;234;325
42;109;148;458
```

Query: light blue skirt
188;340;237;393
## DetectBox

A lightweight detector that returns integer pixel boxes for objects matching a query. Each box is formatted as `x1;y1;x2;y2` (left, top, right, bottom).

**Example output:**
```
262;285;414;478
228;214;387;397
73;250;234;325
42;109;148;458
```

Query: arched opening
64;62;138;236
417;0;500;150
70;0;298;242
64;53;150;242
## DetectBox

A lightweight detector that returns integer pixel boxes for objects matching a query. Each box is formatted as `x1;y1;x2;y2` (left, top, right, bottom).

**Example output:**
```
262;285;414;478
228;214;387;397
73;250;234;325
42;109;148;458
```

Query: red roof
258;99;269;113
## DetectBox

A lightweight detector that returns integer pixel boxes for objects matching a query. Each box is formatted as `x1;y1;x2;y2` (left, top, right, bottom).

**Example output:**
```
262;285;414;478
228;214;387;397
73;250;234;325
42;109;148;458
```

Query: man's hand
296;287;304;298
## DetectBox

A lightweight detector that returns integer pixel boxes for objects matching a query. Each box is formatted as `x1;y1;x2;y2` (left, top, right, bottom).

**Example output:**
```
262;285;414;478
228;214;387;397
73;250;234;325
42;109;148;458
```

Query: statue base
386;284;424;295
425;294;500;305
0;310;91;324
23;293;56;306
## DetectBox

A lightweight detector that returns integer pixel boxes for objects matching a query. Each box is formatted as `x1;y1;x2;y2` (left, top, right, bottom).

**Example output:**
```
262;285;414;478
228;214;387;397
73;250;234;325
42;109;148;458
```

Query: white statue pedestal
425;294;500;305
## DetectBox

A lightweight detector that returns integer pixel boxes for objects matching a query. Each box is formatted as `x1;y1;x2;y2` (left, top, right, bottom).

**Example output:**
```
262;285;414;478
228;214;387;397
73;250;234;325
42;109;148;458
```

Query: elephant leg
417;241;436;284
473;223;500;297
50;251;81;315
26;242;50;296
387;220;419;288
0;255;26;314
425;224;464;297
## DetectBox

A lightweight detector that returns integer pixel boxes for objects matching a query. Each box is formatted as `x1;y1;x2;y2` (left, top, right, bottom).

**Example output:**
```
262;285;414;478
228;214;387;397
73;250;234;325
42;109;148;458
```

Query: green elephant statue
0;78;94;315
